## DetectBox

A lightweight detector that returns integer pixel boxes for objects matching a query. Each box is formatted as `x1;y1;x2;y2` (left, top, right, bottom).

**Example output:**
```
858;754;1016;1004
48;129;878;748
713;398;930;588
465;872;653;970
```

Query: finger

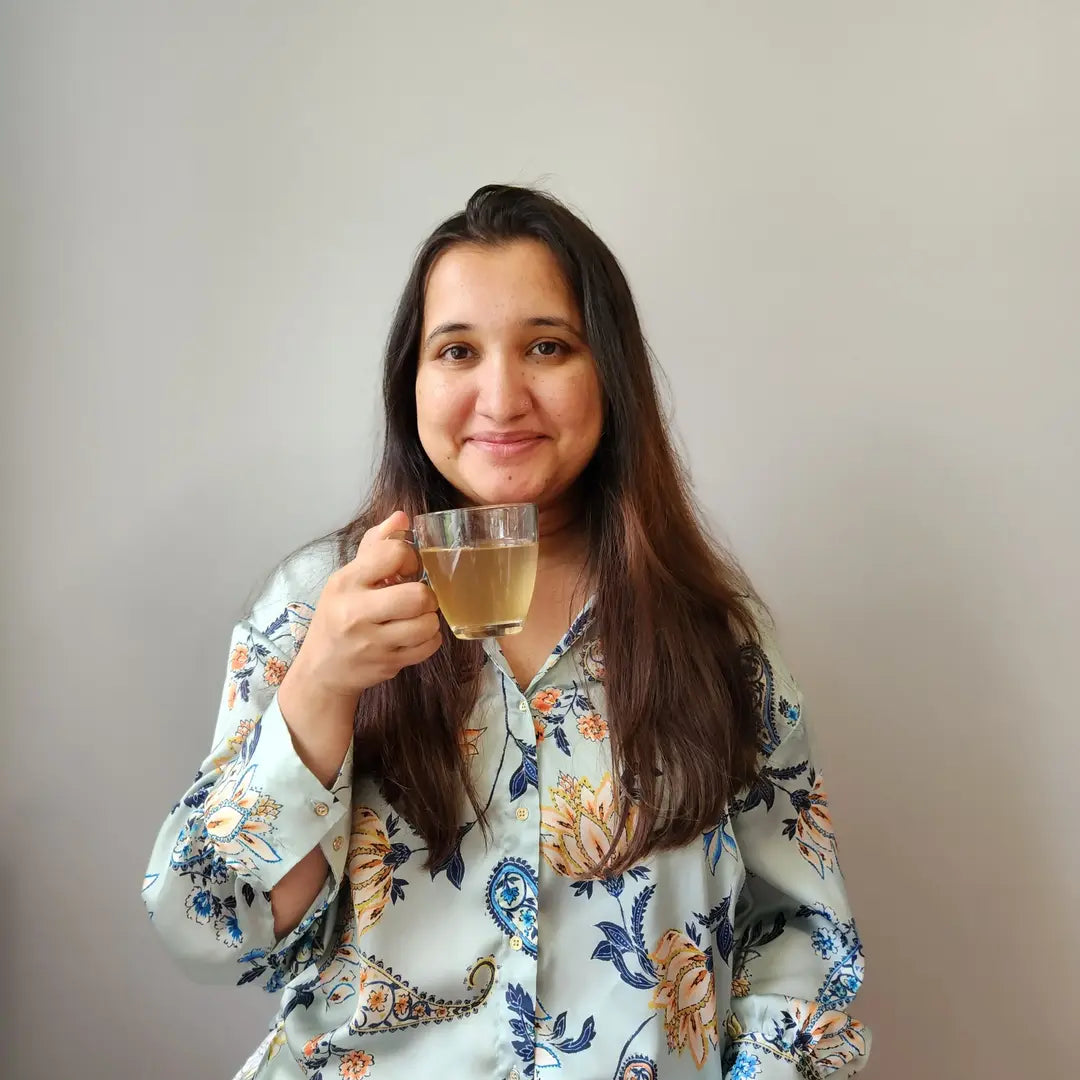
382;611;441;650
352;532;422;586
366;581;439;624
359;510;410;549
392;630;443;670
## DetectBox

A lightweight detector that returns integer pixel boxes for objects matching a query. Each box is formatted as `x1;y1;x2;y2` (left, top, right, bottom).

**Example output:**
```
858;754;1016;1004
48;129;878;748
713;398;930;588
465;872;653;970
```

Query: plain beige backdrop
2;3;1078;1078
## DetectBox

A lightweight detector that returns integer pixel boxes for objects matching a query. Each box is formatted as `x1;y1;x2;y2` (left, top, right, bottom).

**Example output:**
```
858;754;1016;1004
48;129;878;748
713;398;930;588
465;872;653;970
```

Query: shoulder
738;601;805;758
246;533;341;631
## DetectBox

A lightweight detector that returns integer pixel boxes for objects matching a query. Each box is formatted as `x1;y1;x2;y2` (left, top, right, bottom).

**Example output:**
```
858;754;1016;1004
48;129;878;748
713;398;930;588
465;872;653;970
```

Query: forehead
422;239;578;328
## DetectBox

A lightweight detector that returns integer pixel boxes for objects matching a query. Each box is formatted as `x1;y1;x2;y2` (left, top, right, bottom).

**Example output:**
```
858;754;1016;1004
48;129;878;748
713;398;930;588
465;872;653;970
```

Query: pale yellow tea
420;539;539;639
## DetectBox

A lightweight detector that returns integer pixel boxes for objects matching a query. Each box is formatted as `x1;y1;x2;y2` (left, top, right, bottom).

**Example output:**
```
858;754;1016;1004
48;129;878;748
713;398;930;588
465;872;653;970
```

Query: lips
465;431;547;458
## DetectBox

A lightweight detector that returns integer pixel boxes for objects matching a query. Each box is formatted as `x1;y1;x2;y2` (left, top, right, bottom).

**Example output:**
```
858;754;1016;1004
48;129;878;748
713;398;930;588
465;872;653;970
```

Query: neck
537;493;589;571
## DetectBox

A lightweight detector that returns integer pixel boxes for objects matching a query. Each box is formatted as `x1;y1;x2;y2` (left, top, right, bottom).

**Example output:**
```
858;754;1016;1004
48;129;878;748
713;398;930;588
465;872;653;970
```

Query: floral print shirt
144;541;870;1080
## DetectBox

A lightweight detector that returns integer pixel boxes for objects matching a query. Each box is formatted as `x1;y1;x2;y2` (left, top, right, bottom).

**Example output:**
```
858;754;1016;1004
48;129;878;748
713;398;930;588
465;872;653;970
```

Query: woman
144;185;870;1080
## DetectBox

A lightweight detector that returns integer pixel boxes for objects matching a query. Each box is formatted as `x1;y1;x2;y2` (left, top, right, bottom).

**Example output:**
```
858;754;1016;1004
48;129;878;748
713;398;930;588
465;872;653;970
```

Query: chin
457;472;549;508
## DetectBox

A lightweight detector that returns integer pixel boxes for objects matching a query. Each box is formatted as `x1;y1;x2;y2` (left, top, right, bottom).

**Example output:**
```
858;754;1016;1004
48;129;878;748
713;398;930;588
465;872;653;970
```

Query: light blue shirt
144;541;870;1079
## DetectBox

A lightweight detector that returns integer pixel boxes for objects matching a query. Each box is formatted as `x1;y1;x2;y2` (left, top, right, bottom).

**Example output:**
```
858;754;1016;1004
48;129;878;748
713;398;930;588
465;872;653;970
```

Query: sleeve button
313;802;330;817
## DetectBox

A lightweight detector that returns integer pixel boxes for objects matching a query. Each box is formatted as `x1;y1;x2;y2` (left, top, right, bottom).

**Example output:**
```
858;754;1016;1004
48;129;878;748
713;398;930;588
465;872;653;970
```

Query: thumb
375;509;411;537
355;510;412;560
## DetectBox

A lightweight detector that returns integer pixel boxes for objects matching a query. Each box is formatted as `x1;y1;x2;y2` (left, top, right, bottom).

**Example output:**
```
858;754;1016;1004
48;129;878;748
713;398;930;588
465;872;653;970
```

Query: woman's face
416;239;603;513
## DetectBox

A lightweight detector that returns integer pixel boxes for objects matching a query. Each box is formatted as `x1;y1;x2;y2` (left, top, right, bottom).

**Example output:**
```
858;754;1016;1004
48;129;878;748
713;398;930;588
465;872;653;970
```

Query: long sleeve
724;666;870;1079
142;590;353;992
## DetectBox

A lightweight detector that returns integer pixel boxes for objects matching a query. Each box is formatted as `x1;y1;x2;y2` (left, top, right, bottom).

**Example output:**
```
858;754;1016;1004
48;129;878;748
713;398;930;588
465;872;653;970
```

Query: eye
529;339;569;358
438;343;475;363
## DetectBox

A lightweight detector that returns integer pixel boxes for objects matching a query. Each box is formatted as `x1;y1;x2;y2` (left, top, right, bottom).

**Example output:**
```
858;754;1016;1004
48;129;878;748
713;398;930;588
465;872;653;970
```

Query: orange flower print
227;682;237;710
541;772;637;879
393;989;411;1019
263;656;287;686
434;1005;449;1020
650;929;719;1067
787;772;837;878
347;808;401;938
532;688;561;713
339;1049;374;1079
302;1037;322;1059
212;717;255;770
784;1000;868;1072
285;602;313;654
576;712;608;742
460;727;486;758
533;716;546;743
203;761;282;873
730;973;751;998
230;644;249;671
366;987;388;1013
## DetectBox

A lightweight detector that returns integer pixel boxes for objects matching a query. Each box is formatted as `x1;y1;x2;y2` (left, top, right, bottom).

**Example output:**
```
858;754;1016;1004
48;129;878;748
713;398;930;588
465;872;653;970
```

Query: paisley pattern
347;954;496;1035
144;549;869;1080
619;1056;657;1080
486;857;539;957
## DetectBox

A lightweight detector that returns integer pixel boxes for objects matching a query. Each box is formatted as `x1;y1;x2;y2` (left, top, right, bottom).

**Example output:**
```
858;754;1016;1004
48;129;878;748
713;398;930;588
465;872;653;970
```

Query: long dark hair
342;184;762;875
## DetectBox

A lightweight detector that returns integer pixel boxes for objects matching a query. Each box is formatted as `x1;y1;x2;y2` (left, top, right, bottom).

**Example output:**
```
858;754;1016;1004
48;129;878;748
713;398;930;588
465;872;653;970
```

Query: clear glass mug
390;503;539;639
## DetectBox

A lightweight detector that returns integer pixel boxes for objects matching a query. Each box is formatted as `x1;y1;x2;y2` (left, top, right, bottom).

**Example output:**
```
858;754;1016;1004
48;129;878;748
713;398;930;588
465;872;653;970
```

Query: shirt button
515;806;529;821
509;1071;521;1080
332;835;344;851
518;700;529;712
509;935;523;951
313;802;330;817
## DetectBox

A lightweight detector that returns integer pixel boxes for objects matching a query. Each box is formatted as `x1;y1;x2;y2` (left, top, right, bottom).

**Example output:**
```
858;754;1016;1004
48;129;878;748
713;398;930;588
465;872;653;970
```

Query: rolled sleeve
208;695;353;892
143;584;352;990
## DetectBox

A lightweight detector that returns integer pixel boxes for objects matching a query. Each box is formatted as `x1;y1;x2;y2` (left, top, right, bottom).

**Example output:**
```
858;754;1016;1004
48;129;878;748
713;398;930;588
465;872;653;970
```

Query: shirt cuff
206;696;353;892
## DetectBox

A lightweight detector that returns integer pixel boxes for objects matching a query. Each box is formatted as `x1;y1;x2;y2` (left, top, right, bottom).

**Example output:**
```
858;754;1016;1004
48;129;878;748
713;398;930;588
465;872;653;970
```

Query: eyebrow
423;316;584;348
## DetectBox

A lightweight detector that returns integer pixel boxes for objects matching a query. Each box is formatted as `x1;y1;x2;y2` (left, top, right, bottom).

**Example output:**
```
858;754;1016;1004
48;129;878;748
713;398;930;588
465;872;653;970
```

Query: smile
465;433;547;458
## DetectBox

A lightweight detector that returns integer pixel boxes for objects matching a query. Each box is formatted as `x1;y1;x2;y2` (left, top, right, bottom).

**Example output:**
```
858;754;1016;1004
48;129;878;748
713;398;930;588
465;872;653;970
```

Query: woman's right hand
276;511;442;782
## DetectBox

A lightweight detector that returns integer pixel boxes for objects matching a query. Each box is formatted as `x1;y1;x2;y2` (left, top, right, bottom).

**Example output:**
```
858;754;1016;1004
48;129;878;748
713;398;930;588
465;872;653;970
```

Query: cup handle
386;529;428;585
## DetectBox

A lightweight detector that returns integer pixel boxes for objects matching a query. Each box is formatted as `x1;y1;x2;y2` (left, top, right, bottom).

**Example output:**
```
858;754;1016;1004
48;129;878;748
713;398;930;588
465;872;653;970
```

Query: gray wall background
2;3;1077;1078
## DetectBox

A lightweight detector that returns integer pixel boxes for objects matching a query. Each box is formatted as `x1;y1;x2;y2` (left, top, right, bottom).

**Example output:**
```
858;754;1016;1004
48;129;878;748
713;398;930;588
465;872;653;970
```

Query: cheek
547;370;603;444
416;375;470;442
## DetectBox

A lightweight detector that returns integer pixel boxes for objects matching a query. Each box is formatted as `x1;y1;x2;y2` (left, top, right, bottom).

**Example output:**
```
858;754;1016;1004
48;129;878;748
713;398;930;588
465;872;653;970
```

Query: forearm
270;845;332;938
269;666;357;937
277;660;358;787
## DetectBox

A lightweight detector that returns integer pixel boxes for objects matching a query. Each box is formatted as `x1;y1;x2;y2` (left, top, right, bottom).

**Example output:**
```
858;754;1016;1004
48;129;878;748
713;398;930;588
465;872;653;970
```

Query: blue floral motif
506;983;595;1077
508;739;539;801
589;883;657;991
811;928;837;959
797;905;865;1009
729;1049;761;1079
486;857;540;958
703;813;738;872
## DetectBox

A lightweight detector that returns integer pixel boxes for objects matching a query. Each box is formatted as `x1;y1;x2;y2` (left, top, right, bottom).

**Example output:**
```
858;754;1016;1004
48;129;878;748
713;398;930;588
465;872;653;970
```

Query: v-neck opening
483;595;595;695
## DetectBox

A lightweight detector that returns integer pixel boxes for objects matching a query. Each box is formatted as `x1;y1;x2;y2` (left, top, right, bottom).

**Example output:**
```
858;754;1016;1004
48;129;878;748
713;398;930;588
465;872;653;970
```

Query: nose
475;353;530;423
